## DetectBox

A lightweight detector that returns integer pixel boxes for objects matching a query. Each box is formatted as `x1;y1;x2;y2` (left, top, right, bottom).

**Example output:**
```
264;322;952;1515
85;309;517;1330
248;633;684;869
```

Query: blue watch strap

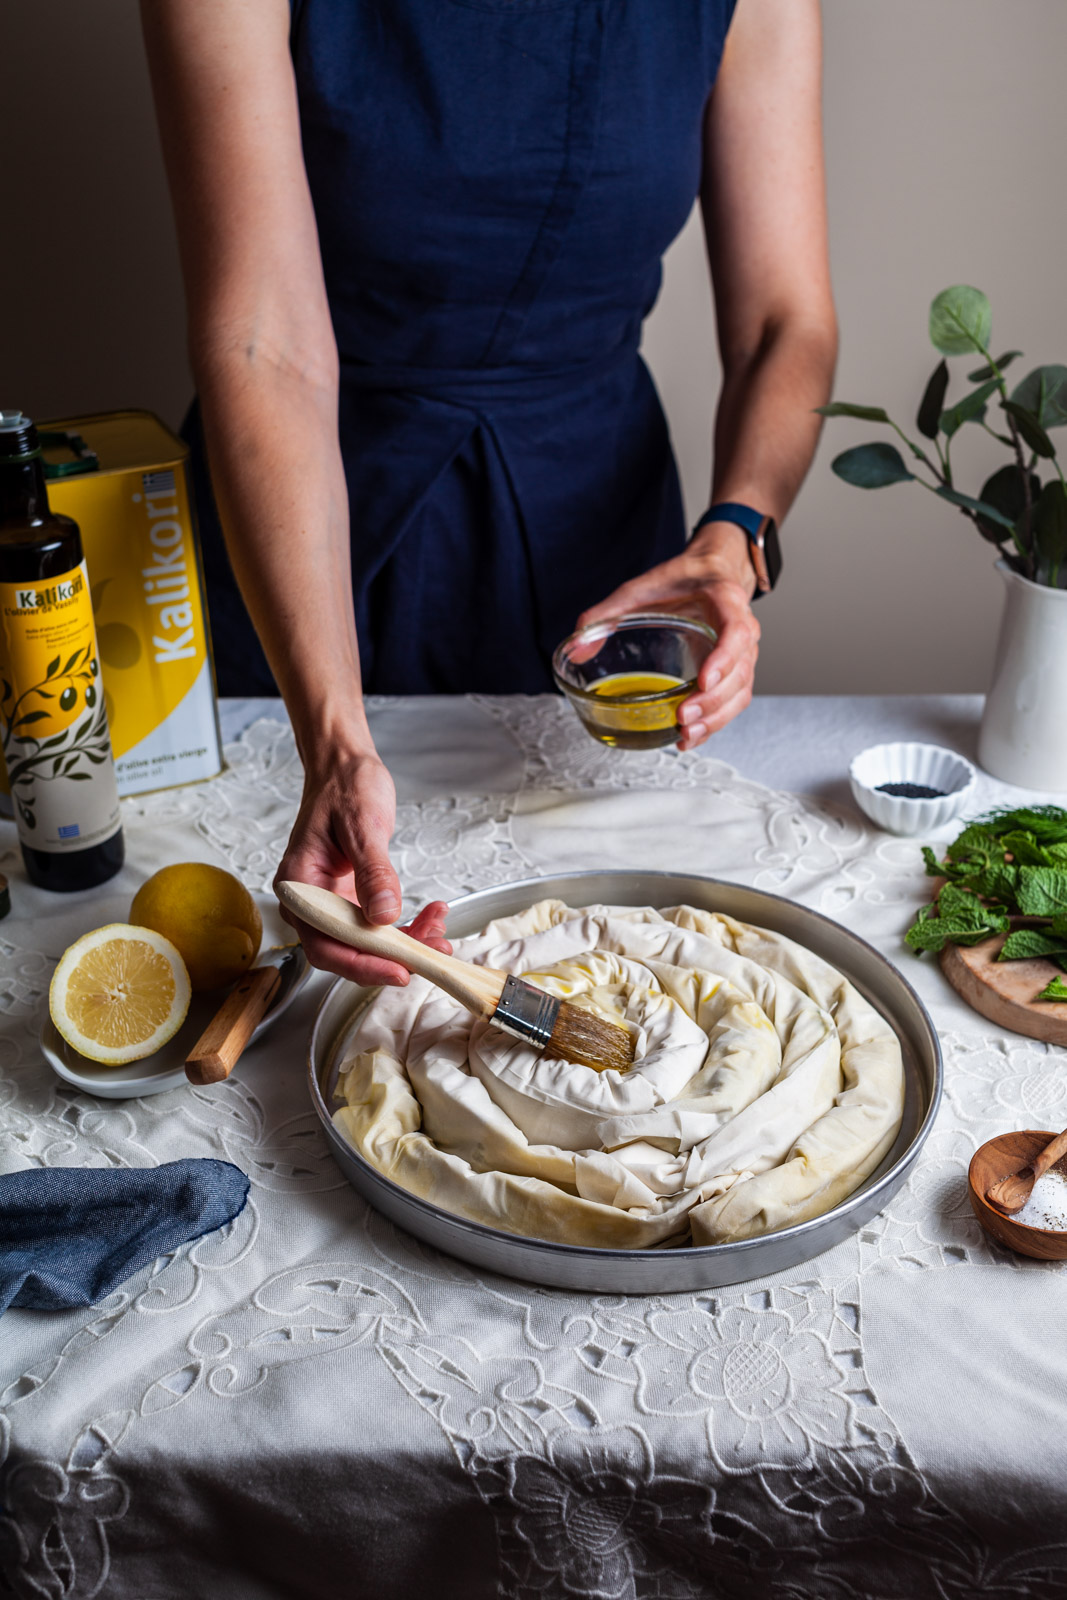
692;499;781;599
692;501;765;538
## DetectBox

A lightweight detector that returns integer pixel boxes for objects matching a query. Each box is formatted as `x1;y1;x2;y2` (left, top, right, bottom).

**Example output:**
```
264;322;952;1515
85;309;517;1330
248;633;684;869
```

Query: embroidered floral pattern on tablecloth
473;694;933;919
2;707;1067;1599
392;793;532;909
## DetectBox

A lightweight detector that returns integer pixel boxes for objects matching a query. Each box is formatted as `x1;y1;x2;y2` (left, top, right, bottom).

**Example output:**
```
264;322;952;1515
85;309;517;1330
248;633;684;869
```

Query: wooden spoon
984;1124;1067;1213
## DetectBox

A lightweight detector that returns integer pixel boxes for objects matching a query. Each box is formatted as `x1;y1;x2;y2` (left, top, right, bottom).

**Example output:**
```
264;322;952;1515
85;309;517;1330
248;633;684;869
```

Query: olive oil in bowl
579;670;690;749
552;613;716;751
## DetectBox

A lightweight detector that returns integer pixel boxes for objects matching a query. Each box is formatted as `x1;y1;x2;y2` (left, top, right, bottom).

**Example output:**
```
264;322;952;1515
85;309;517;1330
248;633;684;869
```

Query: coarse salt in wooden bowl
968;1131;1067;1261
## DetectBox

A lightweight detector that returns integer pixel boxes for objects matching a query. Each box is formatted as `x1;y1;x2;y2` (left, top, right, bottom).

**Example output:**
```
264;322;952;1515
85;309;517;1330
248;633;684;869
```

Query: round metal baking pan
307;871;942;1293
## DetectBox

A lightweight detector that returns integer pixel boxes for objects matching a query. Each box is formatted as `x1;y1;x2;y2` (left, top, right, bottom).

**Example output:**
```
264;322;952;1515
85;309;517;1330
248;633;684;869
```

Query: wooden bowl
968;1130;1067;1260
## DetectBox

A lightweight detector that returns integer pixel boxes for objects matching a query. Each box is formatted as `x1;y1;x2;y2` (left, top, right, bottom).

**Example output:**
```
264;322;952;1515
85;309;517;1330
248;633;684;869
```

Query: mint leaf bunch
904;886;1009;953
907;804;1067;998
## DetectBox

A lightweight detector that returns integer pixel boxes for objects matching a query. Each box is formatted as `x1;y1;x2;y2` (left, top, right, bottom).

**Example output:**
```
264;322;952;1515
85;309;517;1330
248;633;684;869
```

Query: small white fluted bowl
849;742;977;836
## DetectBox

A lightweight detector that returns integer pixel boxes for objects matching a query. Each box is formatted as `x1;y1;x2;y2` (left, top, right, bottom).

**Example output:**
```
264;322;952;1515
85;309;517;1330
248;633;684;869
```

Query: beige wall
3;1;1064;693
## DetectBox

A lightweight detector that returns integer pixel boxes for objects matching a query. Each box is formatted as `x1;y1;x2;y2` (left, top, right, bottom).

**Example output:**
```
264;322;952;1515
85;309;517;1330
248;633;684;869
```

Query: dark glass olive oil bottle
0;411;124;890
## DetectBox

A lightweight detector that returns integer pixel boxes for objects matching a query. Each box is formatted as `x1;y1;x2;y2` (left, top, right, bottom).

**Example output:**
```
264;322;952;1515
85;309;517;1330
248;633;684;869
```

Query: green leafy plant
818;286;1067;588
906;804;1067;1000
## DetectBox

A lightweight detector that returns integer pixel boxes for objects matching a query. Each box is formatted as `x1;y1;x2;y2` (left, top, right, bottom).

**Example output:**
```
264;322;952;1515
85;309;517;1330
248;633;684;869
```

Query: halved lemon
49;924;191;1065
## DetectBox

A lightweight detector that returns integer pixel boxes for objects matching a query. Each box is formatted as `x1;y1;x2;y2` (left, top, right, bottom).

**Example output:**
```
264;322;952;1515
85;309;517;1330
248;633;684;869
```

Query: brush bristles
546;1000;635;1073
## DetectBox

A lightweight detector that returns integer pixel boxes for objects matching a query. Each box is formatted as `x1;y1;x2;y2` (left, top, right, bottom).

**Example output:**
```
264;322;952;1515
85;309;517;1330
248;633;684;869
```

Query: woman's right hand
274;747;451;987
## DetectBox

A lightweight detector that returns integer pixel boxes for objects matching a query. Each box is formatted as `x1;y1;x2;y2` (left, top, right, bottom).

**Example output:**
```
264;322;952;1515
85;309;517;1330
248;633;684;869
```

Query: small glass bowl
552;612;716;750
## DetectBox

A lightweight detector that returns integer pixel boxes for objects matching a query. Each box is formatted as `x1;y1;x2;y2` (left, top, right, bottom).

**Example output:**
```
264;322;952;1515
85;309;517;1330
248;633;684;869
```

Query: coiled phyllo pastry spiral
335;902;905;1247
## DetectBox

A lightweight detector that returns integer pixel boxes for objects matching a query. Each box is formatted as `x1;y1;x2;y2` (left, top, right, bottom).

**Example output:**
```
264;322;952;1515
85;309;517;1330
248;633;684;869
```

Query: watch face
763;518;782;590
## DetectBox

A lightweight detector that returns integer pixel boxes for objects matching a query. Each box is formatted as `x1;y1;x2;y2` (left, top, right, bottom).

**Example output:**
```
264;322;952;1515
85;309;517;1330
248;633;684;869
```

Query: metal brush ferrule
493;974;559;1049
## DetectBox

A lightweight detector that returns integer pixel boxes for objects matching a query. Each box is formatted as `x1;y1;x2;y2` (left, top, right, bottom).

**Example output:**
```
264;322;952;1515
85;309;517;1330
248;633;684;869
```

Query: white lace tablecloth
2;694;1066;1600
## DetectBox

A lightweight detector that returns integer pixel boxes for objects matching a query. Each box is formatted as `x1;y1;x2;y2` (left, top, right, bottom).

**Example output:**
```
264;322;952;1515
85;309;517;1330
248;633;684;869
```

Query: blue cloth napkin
0;1158;250;1315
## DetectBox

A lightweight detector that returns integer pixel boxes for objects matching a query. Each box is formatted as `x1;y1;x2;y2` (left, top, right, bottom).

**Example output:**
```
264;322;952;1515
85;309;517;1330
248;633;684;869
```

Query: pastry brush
276;880;634;1072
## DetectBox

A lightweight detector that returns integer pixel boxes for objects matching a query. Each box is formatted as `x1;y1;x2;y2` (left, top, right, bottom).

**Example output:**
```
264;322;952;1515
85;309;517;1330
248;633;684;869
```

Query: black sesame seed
875;781;945;800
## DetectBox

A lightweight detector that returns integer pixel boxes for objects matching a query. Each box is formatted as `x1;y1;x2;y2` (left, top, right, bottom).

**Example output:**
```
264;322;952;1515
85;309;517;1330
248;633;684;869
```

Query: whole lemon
130;863;262;992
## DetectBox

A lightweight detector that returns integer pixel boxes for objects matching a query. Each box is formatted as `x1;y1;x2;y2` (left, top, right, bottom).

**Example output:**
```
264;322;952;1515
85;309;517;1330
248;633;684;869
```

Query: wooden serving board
941;929;1067;1046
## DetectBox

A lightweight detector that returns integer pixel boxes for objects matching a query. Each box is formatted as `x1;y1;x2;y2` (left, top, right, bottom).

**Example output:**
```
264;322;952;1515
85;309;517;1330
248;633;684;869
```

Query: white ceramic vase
978;560;1067;791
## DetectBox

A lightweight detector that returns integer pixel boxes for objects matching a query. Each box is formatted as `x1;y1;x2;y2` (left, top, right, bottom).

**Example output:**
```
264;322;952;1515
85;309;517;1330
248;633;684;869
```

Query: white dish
849;741;977;836
41;893;310;1099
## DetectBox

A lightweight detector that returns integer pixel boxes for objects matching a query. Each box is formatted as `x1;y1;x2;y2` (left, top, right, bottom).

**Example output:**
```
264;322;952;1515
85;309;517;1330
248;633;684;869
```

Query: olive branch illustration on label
0;646;111;831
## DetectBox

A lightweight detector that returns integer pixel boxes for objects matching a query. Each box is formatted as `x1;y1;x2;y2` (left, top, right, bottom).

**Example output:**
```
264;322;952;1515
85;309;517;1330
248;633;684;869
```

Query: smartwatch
693;501;782;600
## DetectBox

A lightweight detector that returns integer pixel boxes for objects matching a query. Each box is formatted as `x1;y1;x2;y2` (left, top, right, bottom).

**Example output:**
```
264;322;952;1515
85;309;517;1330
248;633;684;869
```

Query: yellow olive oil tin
3;410;222;799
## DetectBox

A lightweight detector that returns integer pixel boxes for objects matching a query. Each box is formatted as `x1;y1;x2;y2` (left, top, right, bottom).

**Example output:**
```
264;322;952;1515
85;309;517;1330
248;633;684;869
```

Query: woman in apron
142;0;836;984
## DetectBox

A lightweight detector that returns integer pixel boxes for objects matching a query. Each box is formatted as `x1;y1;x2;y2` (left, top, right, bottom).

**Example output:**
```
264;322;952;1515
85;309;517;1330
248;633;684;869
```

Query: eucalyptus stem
908;471;1025;563
978;351;1009;393
910;472;953;499
1008;521;1031;566
972;336;1036;579
1004;410;1037;581
980;421;1014;448
885;419;943;481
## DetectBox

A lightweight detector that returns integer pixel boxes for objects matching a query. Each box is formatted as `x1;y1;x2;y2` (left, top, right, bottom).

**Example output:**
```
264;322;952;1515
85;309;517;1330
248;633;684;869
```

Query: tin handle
39;429;100;479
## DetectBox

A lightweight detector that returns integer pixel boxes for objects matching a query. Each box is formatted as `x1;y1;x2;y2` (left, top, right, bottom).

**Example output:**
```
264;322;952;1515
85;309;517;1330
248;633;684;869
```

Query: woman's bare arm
579;0;837;748
141;0;445;982
704;0;836;523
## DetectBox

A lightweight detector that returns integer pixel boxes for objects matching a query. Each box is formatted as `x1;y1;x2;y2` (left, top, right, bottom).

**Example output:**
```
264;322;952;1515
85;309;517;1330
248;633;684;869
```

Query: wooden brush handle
275;880;505;1018
185;964;282;1086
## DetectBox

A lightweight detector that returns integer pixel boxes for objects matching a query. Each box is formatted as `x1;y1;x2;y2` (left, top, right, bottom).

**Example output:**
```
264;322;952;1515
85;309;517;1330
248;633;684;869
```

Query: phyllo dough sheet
333;901;905;1248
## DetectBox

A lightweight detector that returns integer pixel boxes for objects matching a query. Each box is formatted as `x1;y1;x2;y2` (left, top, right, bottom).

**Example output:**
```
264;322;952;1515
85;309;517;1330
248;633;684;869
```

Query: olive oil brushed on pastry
276;881;635;1073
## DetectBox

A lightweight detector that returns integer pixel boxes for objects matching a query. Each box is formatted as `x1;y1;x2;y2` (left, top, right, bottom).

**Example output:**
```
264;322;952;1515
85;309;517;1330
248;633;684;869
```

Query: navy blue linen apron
191;0;737;695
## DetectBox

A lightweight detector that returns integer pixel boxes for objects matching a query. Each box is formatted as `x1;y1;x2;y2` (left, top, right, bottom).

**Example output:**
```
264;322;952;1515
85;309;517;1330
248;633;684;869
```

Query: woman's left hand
575;521;761;752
